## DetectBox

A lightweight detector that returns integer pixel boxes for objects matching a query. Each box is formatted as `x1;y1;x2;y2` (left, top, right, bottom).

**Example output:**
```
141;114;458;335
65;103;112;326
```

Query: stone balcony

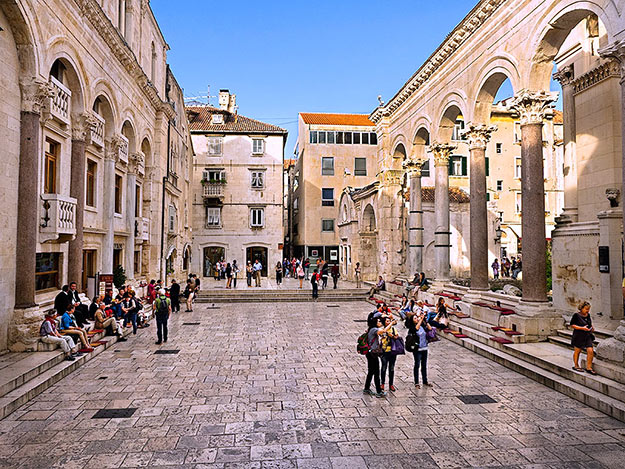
39;193;77;243
202;182;225;199
135;216;149;242
117;134;129;164
48;76;71;127
90;112;105;148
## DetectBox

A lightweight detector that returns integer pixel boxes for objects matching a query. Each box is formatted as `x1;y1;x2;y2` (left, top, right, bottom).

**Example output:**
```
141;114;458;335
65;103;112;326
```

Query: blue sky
151;0;556;157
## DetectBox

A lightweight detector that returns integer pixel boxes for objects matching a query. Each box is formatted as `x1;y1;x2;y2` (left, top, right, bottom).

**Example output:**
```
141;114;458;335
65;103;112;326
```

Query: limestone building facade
188;92;287;279
0;0;193;351
290;113;378;264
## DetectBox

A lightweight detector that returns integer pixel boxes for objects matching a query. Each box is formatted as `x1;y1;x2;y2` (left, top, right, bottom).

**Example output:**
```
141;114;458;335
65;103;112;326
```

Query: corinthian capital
402;157;428;177
599;40;625;78
428;142;457;167
462;123;498;150
552;64;575;87
509;89;558;125
19;78;54;114
71;112;99;141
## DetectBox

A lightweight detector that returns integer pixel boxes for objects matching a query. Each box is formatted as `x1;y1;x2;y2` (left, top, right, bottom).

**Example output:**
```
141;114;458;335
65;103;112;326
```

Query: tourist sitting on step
58;305;93;351
39;310;81;361
368;276;386;299
94;301;126;341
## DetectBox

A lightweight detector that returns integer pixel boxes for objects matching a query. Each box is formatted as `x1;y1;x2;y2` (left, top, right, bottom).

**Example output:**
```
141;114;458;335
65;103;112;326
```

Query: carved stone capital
462;123;498;150
552;64;575;87
71;112;99;141
509;89;558;126
599;40;625;83
105;135;124;161
402;158;428;177
129;152;145;175
428;142;457;167
379;169;404;187
19;79;54;114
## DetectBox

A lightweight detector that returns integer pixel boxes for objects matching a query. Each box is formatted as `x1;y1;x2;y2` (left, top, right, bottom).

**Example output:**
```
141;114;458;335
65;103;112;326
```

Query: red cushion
491;326;503;331
503;330;523;336
453;333;469;338
490;336;514;344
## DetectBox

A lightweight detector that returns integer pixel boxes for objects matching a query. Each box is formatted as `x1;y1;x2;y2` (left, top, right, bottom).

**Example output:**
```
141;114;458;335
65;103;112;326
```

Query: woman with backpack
405;309;433;388
380;315;399;392
362;315;395;398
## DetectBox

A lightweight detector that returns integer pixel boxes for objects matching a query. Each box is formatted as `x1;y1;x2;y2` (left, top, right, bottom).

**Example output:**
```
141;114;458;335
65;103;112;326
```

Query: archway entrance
203;246;225;277
246;247;268;277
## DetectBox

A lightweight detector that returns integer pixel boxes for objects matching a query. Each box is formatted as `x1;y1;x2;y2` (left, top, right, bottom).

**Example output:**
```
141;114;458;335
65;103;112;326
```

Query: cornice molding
370;0;507;124
572;61;621;95
73;0;174;118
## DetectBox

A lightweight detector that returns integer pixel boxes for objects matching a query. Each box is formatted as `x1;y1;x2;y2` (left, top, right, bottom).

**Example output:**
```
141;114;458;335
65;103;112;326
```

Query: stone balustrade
90;112;105;148
48;76;71;126
118;134;129;164
39;193;77;243
134;216;149;242
203;182;225;198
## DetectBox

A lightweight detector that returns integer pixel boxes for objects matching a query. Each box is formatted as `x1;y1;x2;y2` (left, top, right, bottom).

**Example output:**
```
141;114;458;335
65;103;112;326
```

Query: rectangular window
35;252;60;291
485;157;490;177
206;207;221;227
322;219;335;232
421;159;430;177
322;188;334;206
514;122;522;143
370;132;378;145
318;131;326;144
203;169;226;182
114;174;122;214
322;157;334;176
293;197;299;211
251;170;265;189
449;155;467;176
344;132;352;144
134;250;141;275
310;131;318;144
452;119;465;141
515;192;522;213
354;157;367;176
353;132;361;144
44;138;59;194
168;205;175;232
207;136;223;155
252;138;264;155
496;180;503;191
86;159;96;207
135;184;141;217
486;192;491;202
327;131;335;144
250;207;265;227
496;143;502;154
336;131;344;144
515;158;522;178
361;132;369;145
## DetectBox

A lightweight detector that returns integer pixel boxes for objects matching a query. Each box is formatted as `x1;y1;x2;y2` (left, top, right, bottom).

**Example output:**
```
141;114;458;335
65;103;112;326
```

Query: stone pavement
200;276;363;291
1;301;625;469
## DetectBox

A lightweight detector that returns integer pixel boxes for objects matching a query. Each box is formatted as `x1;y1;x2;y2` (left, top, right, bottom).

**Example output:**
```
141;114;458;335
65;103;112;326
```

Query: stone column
67;114;94;290
464;124;497;292
403;158;427;275
429;143;456;283
553;65;577;223
377;169;404;280
510;90;558;304
14;80;53;309
101;141;119;274
125;165;137;281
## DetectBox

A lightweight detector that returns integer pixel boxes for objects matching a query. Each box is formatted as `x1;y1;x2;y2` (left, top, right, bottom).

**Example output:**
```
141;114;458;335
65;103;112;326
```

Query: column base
596;321;625;365
9;306;43;352
462;288;488;305
555;207;578;226
516;300;559;318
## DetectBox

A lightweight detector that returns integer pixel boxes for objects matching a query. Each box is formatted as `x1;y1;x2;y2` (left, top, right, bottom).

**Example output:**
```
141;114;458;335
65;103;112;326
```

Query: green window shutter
485;157;490;177
448;157;453;176
461;156;467;176
486;192;491;201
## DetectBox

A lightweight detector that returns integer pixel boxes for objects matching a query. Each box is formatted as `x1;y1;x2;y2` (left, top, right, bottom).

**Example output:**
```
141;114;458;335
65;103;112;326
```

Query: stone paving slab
0;301;624;468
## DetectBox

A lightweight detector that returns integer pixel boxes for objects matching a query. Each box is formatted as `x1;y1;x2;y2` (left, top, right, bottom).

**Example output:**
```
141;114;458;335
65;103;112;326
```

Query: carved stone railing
49;76;71;126
91;112;105;148
118;134;129;164
39;193;77;243
134;216;149;242
203;183;225;198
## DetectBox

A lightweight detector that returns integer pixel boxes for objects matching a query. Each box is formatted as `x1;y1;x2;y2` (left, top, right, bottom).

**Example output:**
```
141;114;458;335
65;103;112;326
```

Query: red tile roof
187;106;287;135
553;110;563;124
405;187;469;204
300;113;374;127
283;159;296;170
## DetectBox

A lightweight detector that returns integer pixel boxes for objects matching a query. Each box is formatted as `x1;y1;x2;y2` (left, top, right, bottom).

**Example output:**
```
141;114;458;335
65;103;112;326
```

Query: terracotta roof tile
406;187;469;204
283;159;296;170
300;112;374;127
187;106;287;134
553;110;563;124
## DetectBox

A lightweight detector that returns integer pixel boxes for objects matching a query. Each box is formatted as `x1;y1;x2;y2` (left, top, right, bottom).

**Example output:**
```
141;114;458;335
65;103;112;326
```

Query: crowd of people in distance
490;255;522;279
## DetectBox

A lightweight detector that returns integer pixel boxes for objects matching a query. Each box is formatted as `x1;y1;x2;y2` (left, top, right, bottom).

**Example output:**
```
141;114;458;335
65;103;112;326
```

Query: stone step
0;351;64;398
197;290;366;303
556;328;613;341
548;334;599;349
439;334;625;422
451;316;526;344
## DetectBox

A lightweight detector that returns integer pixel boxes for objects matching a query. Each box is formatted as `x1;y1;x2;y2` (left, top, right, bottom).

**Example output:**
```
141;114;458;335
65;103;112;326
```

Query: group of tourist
491;255;522;279
361;297;452;396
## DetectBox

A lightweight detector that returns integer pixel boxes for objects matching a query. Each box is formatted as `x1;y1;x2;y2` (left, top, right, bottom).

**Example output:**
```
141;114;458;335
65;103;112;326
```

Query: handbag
426;327;438;343
390;336;405;355
405;333;417;352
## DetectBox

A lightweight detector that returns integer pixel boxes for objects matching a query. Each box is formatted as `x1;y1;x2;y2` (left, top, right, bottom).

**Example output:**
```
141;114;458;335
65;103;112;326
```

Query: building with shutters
187;91;287;279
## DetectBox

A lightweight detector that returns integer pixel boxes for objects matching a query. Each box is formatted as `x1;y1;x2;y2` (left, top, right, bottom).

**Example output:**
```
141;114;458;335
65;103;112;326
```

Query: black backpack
157;297;169;315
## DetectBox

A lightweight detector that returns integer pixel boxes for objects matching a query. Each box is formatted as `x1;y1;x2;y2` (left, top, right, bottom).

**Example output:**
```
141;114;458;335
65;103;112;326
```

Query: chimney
218;89;236;113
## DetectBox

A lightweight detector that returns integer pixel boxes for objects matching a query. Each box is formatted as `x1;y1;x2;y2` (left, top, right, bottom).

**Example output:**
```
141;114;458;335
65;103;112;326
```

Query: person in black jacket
54;285;70;316
68;282;90;328
169;279;181;313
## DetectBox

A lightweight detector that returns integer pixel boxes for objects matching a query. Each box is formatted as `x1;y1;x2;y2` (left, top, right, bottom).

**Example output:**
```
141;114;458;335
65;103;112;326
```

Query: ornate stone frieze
379;169;404;187
462;123;497;150
552;64;574;87
509;90;558;126
571;61;621;95
599;40;625;81
19;79;54;114
428;142;457;166
402;158;428;177
369;0;507;123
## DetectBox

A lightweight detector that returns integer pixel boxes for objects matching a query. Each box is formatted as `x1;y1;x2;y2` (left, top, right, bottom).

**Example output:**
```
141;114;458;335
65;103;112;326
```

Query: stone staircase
0;312;147;420
196;288;368;303
368;280;625;422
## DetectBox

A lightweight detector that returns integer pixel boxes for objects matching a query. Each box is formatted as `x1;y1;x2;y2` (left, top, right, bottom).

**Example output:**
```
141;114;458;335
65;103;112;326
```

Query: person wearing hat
154;289;171;345
39;310;80;361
